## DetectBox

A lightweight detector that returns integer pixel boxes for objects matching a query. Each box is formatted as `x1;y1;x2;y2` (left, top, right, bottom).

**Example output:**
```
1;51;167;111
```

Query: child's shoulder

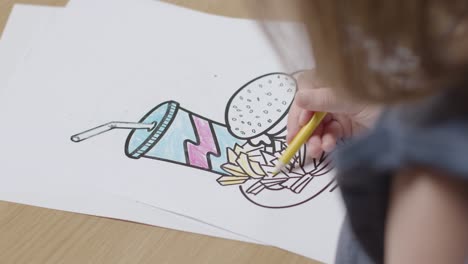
386;87;468;178
334;87;468;263
395;87;468;127
340;87;468;179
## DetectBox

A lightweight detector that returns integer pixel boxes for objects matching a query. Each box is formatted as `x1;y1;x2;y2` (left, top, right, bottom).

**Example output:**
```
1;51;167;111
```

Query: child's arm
385;168;468;264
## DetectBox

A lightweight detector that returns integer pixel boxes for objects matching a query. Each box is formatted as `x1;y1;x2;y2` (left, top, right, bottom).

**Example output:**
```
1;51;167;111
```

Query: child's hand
288;70;381;158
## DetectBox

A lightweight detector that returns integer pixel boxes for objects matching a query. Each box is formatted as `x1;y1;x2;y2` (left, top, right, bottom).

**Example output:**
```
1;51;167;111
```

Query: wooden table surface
0;1;322;263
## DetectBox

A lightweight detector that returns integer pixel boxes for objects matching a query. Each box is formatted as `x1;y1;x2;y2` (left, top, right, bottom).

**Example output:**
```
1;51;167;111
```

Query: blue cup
125;101;246;174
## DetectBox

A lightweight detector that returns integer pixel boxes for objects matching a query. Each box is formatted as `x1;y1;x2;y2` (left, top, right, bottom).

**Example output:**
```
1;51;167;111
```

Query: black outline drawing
71;72;336;209
225;72;295;142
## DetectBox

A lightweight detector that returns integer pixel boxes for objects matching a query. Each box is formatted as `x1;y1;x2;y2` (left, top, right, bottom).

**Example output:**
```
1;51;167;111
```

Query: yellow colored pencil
272;112;327;176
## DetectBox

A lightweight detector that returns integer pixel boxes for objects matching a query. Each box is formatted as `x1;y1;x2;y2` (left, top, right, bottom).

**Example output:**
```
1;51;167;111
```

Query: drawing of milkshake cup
124;101;247;174
71;101;247;175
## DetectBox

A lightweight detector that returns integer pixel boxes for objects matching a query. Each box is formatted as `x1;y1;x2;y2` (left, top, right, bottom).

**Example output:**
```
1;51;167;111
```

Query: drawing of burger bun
226;73;296;143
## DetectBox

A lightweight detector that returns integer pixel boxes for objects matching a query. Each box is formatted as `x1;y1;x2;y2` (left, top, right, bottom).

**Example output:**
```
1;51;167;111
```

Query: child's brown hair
258;0;468;103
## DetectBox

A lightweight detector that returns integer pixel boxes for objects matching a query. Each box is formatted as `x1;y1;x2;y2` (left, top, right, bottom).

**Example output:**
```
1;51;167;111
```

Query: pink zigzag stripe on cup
186;116;219;169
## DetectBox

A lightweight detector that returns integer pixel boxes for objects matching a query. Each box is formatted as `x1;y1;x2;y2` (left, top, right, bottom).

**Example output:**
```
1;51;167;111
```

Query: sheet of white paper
0;1;343;262
0;3;260;245
0;5;58;91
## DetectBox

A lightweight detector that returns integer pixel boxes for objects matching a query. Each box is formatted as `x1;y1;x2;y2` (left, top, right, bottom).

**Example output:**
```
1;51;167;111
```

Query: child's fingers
286;100;303;143
333;115;354;138
311;121;325;138
321;120;344;152
307;135;323;158
300;111;332;127
322;134;336;153
296;88;355;114
306;123;325;158
289;70;334;143
298;110;314;126
323;113;333;123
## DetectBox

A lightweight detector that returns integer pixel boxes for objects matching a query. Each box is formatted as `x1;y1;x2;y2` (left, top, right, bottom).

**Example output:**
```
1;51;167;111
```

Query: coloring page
72;72;336;209
0;1;343;262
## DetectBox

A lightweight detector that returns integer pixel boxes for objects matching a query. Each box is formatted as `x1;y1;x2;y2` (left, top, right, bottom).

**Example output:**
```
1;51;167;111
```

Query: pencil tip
271;162;284;176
